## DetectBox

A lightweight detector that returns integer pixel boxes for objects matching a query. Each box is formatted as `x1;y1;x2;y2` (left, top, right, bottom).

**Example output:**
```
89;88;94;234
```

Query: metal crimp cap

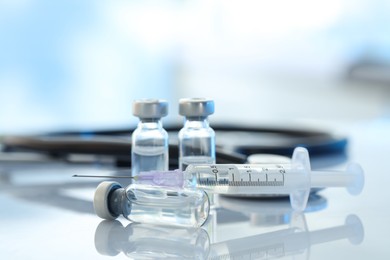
132;99;168;119
179;98;214;117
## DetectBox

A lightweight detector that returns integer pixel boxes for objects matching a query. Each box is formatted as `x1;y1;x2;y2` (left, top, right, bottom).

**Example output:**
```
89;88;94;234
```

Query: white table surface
1;119;389;259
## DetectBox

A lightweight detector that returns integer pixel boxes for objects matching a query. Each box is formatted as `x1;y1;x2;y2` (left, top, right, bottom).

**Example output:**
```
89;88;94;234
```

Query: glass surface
1;111;390;259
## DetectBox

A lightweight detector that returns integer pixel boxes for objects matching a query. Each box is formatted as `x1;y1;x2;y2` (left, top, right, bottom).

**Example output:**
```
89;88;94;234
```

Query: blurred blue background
1;0;390;134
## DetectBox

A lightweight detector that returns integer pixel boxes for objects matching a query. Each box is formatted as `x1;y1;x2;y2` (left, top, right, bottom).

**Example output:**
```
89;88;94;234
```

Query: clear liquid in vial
132;146;168;176
179;156;215;171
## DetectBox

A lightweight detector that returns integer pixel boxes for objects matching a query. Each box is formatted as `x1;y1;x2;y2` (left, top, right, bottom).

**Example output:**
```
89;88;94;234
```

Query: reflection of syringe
208;214;364;259
74;147;364;211
93;214;364;260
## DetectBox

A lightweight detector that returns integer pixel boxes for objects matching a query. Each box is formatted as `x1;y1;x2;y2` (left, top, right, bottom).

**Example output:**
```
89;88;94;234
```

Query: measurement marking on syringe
197;180;285;187
197;172;286;187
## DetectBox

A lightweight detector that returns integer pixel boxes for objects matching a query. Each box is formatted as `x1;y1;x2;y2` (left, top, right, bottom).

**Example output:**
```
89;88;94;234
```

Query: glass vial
94;181;210;228
178;98;216;171
131;99;169;177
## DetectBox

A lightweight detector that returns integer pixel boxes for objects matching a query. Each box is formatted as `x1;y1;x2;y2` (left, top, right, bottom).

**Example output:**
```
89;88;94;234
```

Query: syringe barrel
186;164;309;195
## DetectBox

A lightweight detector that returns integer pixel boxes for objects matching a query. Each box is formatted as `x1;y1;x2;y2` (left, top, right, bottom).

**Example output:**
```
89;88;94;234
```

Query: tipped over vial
131;99;169;177
94;182;210;228
178;98;216;171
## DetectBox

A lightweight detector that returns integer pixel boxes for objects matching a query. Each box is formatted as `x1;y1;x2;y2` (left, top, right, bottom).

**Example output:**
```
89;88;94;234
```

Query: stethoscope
2;123;347;169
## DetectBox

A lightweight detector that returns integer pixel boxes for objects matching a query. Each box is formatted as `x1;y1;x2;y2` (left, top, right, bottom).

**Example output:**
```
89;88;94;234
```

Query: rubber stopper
94;181;122;220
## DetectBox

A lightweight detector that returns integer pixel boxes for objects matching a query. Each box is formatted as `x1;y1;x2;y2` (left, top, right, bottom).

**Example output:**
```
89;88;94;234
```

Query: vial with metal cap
94;181;210;228
131;99;169;177
178;98;216;171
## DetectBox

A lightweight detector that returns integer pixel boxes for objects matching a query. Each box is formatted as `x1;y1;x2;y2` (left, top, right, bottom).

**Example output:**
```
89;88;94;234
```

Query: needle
72;174;136;179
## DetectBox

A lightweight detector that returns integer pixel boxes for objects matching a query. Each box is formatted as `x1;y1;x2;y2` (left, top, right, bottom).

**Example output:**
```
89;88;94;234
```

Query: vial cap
179;98;214;117
94;181;122;220
132;99;168;119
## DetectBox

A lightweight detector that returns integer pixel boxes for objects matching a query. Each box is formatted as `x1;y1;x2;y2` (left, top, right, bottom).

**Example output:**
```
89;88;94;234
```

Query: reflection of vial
131;99;169;177
178;98;215;171
94;181;210;228
94;220;210;259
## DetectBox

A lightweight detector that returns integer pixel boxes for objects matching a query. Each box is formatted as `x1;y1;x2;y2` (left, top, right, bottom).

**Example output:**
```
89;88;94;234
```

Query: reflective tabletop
1;120;389;259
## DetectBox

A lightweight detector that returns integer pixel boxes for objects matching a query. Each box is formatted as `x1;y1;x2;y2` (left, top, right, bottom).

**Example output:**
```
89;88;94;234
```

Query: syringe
73;147;364;211
134;147;364;211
